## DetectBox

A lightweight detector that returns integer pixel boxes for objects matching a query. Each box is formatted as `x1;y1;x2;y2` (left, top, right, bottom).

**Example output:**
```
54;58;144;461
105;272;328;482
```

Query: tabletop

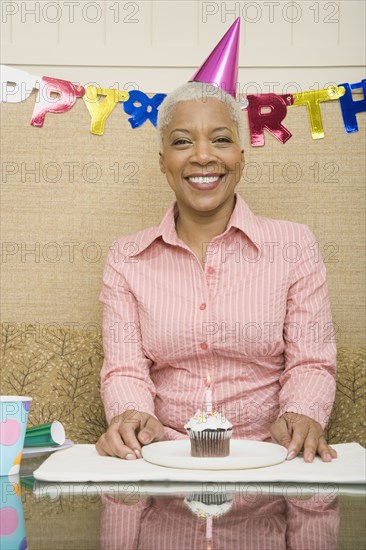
2;454;365;550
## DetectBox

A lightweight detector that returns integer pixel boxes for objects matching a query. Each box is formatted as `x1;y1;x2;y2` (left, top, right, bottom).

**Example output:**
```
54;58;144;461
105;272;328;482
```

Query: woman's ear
159;152;165;174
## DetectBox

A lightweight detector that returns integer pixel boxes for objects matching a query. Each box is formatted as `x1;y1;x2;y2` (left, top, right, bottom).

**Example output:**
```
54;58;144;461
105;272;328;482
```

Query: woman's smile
159;98;244;215
184;172;226;191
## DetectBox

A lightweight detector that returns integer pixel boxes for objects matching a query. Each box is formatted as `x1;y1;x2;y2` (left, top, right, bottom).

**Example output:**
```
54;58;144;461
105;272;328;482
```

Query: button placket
200;260;217;352
199;299;208;350
199;272;209;352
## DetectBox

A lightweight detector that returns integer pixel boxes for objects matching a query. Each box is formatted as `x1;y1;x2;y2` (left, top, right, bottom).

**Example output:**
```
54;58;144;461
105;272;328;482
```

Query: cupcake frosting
184;498;233;518
184;410;232;432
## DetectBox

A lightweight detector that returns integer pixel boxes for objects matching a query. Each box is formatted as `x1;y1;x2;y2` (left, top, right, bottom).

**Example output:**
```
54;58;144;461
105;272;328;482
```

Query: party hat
190;18;241;99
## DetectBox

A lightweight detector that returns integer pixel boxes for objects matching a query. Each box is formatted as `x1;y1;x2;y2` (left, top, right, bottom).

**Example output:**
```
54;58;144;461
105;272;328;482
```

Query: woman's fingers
270;416;292;448
271;413;337;462
137;414;165;444
316;436;338;462
95;430;136;459
119;410;149;457
95;410;166;460
286;417;323;462
301;426;320;462
96;411;141;459
329;446;338;458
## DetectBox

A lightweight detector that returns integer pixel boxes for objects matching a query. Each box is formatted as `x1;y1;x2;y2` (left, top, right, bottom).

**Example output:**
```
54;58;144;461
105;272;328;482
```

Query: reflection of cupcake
184;492;234;518
184;410;233;457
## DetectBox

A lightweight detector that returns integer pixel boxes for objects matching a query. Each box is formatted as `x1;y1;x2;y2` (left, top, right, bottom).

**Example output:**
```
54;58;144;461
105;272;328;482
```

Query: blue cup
0;397;32;476
0;475;28;550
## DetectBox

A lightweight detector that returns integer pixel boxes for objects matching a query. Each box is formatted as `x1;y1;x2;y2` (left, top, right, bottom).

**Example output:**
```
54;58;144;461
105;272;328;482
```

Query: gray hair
157;81;245;149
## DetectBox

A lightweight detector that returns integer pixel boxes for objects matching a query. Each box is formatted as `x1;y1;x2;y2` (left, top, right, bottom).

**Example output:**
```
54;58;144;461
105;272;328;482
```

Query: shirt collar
222;193;262;252
129;193;262;257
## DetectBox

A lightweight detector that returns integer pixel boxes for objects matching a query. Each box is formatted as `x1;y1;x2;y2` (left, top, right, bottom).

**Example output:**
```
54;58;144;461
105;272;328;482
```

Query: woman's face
159;99;244;215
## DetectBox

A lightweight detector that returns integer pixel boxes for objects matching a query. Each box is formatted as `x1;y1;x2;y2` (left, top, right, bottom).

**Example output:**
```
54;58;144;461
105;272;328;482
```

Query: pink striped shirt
100;493;340;550
99;193;336;439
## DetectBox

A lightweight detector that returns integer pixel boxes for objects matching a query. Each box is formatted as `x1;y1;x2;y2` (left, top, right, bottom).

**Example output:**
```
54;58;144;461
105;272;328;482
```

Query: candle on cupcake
206;514;212;549
205;374;213;413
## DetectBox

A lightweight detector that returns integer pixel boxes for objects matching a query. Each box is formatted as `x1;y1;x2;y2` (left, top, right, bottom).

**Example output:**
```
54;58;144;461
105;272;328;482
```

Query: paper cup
24;421;65;448
0;397;32;476
0;475;28;550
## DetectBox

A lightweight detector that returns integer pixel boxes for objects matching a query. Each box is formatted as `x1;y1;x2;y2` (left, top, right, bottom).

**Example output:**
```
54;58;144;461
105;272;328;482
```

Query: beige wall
1;0;365;91
1;93;365;346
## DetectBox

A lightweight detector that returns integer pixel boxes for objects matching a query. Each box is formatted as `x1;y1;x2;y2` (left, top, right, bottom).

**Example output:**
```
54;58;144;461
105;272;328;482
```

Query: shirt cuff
101;375;156;424
278;401;335;430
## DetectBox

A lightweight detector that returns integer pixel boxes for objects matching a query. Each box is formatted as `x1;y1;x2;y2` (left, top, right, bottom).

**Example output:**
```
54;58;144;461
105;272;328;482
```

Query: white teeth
188;176;221;184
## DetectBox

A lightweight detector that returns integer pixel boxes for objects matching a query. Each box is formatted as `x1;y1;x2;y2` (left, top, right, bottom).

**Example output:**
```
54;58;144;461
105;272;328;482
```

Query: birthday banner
1;65;365;147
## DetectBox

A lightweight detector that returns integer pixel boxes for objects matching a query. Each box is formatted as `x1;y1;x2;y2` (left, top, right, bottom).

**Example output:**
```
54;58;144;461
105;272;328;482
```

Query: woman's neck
175;194;236;246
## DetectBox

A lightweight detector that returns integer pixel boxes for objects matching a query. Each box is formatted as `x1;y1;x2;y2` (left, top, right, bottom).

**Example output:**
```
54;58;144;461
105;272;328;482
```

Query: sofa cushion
1;322;105;444
1;323;365;446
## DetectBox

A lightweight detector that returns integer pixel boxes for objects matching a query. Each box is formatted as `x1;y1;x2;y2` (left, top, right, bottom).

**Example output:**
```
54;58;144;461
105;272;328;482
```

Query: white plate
22;439;74;457
141;440;287;470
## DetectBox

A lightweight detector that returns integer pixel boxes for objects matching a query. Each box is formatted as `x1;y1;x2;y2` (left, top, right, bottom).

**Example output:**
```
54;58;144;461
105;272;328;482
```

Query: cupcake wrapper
186;492;233;506
187;428;232;457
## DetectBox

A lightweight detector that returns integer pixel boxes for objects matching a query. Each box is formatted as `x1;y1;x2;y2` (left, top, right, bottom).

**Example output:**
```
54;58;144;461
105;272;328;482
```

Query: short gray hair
157;81;245;149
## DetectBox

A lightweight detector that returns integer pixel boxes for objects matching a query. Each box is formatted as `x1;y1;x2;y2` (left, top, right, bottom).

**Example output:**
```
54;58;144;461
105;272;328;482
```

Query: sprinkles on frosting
184;409;232;431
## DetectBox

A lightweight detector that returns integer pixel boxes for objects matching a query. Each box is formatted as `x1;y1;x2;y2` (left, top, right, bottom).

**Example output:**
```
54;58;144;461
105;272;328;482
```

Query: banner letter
83;86;129;135
0;65;39;103
246;94;293;147
291;86;346;139
31;77;85;127
338;79;366;133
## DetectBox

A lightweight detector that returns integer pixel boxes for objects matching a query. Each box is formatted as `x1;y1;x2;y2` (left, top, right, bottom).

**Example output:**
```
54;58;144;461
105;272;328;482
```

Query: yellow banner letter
83;86;129;135
291;86;346;139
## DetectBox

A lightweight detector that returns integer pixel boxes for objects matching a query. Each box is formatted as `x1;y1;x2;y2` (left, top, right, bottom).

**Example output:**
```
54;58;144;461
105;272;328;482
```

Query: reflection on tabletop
17;451;366;550
100;490;340;550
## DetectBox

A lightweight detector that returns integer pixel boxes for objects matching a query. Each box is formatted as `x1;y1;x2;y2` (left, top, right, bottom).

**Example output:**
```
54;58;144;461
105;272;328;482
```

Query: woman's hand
96;409;165;460
270;412;337;462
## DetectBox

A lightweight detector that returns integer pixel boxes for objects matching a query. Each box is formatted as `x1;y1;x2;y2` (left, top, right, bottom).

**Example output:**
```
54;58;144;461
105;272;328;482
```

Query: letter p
1;242;19;263
1;2;19;24
201;2;219;23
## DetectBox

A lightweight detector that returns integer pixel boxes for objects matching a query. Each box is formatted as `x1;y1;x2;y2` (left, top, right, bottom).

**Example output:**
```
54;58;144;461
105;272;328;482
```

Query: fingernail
134;449;141;458
287;450;296;460
305;452;314;463
126;453;136;460
140;432;150;443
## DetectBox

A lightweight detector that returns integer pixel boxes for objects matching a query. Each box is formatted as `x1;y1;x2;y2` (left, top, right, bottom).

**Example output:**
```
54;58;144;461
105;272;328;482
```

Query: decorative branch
53;356;94;406
6;351;54;395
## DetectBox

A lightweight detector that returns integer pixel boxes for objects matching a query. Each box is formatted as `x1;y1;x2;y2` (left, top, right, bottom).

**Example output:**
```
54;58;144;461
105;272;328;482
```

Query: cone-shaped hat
190;18;240;99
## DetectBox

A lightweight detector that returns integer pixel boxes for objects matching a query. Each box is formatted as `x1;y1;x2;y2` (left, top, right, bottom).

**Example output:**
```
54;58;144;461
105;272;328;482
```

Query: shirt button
199;303;207;310
207;267;215;275
200;342;208;351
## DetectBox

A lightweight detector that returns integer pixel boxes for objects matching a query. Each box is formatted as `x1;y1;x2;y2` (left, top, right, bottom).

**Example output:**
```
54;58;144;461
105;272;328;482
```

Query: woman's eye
214;137;232;143
172;138;191;145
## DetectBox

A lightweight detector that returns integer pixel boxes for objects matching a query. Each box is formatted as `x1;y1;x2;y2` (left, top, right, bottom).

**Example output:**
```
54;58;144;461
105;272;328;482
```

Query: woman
96;82;337;463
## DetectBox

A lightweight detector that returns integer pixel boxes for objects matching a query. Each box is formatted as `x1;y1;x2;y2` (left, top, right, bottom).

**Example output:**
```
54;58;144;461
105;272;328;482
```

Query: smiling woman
96;20;338;465
96;79;337;465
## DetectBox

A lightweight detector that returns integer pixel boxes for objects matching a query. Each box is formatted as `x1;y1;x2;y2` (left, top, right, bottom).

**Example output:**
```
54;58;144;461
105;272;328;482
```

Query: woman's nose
190;140;216;164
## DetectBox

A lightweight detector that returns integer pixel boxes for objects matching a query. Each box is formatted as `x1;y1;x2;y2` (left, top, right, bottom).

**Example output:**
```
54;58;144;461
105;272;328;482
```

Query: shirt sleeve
279;225;337;429
99;247;157;424
285;495;340;550
100;495;151;550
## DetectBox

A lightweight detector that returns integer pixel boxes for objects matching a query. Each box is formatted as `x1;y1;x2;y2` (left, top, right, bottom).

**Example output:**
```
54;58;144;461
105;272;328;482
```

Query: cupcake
184;410;233;457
